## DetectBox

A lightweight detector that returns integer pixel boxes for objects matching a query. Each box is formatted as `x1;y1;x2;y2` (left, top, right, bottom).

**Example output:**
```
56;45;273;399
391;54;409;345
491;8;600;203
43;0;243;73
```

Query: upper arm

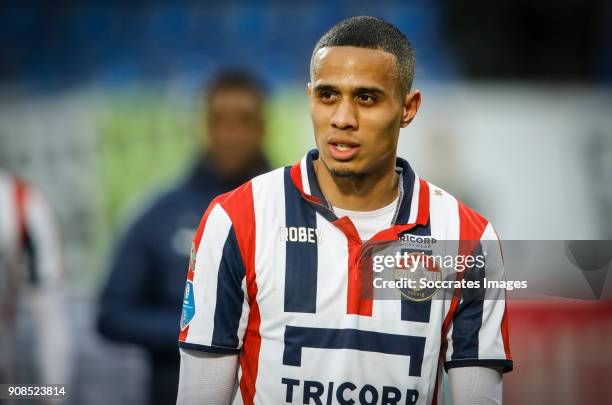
448;366;502;405
178;199;250;354
444;221;513;374
177;348;239;405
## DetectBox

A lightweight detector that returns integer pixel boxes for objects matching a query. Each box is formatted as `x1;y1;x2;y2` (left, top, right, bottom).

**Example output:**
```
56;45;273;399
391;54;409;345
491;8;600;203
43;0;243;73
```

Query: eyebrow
313;84;386;96
313;84;337;93
353;86;385;95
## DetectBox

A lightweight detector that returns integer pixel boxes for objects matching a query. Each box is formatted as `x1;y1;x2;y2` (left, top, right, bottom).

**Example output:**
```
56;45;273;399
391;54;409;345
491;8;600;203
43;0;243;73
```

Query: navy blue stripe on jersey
400;222;432;323
394;158;416;224
303;151;338;223
283;326;426;377
178;341;241;354
401;296;432;324
283;167;318;313
451;242;486;361
444;358;514;373
211;225;246;349
305;150;328;206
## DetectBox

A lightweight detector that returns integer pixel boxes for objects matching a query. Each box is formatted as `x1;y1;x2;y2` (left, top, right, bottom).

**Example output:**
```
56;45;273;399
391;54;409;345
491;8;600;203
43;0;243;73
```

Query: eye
318;90;339;103
356;94;376;104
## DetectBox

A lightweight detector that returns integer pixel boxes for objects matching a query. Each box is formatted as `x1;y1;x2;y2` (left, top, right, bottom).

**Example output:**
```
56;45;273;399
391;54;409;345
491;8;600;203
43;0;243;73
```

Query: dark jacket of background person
97;155;269;405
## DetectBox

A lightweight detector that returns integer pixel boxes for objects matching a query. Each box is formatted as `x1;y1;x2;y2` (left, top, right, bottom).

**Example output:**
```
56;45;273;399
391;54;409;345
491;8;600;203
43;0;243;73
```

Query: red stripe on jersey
336;181;431;316
290;160;322;205
14;177;28;246
289;161;304;192
220;182;261;405
457;200;488;255
177;322;189;343
501;301;512;360
192;194;228;266
333;217;373;316
416;179;430;225
179;194;228;342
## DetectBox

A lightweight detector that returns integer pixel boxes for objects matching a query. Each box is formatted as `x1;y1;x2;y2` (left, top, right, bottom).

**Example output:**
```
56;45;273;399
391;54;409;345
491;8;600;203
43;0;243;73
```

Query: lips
327;139;360;161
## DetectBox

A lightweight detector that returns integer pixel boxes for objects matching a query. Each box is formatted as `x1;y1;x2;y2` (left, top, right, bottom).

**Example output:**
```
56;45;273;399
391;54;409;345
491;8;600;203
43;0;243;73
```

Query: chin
320;153;365;177
329;169;356;178
327;163;365;179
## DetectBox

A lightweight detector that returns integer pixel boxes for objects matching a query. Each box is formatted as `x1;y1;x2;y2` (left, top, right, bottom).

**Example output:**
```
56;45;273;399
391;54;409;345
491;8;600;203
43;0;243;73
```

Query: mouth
327;139;360;161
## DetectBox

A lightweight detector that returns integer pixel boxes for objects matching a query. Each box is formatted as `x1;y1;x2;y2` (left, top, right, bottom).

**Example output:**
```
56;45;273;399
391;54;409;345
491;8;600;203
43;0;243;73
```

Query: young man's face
308;46;420;178
205;88;265;177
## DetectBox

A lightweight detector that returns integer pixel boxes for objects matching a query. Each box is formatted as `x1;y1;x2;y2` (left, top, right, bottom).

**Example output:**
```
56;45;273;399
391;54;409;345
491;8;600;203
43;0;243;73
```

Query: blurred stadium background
0;1;610;404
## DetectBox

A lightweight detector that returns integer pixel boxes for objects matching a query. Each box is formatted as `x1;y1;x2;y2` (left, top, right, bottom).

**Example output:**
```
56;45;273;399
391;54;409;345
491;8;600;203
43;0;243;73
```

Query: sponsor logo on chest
280;227;322;244
399;233;437;249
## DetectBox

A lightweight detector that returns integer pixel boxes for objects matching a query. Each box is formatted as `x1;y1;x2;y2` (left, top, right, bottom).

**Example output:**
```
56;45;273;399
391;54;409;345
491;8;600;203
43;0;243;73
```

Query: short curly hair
311;16;416;95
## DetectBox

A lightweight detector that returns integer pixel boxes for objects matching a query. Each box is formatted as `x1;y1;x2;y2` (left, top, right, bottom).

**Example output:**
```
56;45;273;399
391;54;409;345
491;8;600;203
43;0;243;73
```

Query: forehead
208;88;260;112
311;46;398;91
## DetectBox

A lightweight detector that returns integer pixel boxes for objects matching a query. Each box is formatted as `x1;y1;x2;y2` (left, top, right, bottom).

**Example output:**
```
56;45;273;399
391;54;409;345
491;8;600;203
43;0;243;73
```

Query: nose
331;99;358;130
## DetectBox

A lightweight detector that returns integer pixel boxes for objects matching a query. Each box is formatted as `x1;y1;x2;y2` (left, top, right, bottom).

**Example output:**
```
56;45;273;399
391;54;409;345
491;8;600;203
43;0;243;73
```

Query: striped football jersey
179;150;512;405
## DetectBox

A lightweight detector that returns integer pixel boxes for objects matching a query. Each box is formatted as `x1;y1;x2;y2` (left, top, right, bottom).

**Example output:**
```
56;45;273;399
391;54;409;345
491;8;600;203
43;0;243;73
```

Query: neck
313;157;399;211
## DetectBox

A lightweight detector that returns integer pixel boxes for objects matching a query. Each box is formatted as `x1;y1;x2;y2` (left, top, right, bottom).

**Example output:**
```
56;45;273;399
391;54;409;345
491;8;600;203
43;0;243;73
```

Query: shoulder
191;170;287;265
199;167;286;225
423;180;493;240
210;167;287;213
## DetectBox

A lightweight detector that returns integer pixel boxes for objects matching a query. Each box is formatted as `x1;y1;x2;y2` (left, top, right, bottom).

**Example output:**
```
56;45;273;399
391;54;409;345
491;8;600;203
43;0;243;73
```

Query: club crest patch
180;280;195;331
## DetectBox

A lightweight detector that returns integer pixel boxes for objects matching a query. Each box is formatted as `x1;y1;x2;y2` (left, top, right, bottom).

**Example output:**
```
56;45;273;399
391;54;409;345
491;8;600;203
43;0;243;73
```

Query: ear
400;90;421;128
307;82;313;98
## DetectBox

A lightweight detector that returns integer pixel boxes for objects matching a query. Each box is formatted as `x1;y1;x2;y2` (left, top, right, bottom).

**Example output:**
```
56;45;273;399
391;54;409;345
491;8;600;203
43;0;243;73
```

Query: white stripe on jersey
189;204;232;347
315;211;349;317
251;167;286;404
428;184;460;241
427;184;460;363
299;155;311;196
407;175;421;224
478;223;508;361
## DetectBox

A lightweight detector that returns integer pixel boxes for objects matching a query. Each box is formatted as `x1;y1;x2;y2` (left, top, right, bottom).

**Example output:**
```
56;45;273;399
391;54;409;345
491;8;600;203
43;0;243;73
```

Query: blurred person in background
96;70;270;405
0;171;72;396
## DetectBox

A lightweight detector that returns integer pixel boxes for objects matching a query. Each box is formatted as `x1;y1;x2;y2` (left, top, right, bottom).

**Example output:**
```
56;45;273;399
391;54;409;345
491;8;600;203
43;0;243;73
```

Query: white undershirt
176;351;502;405
332;195;399;241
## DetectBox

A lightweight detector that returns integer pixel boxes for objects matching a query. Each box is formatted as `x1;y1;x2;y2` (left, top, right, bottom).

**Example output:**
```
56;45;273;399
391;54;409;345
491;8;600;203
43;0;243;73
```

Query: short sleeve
178;201;250;354
444;222;513;373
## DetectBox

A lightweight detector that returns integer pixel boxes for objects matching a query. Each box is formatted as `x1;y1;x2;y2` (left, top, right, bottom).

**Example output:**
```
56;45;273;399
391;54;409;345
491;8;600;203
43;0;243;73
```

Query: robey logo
280;227;322;244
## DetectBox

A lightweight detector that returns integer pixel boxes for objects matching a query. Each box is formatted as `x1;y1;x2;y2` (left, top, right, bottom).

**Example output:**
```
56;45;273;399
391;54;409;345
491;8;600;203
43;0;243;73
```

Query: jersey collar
289;149;429;226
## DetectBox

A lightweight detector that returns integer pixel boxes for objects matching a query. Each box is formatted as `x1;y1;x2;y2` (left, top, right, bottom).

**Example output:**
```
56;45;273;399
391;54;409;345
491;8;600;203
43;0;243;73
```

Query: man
0;172;72;394
176;17;512;405
97;71;270;405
